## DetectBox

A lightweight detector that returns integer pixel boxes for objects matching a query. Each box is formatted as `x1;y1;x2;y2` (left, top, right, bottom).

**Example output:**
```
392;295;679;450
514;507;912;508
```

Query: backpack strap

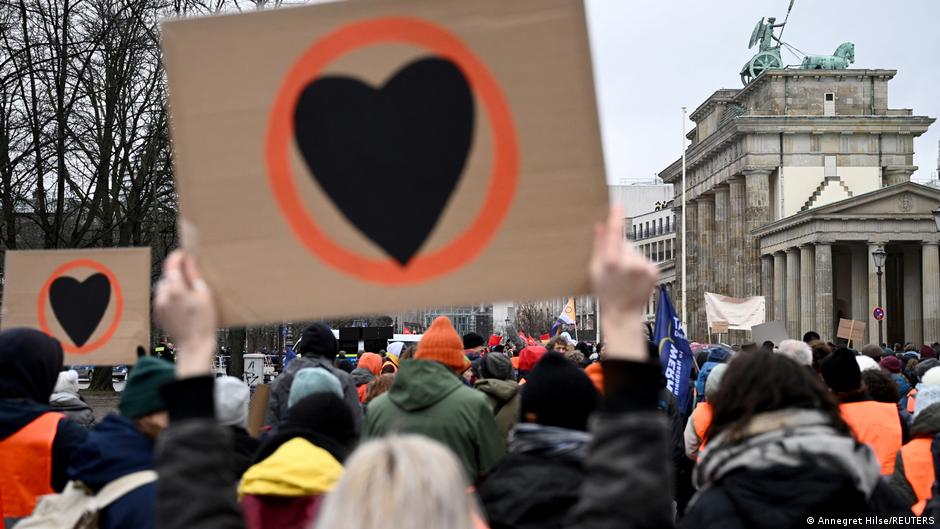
93;471;158;510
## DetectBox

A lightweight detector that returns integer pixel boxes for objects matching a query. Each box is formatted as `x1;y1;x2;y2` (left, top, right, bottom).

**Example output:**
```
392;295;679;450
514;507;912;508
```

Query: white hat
387;342;405;358
855;355;879;372
214;376;250;428
560;332;575;345
54;370;80;395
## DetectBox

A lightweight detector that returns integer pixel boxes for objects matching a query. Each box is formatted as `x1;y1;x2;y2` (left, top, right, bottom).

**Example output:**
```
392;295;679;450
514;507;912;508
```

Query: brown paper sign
837;318;866;346
161;0;607;325
711;321;729;334
247;384;271;438
1;248;151;366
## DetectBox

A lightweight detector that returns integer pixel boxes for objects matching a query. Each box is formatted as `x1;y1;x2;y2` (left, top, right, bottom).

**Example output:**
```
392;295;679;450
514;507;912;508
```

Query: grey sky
585;0;940;184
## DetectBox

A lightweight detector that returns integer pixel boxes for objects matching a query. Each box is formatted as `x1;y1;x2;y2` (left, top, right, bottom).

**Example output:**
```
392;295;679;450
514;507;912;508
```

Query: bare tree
514;302;555;339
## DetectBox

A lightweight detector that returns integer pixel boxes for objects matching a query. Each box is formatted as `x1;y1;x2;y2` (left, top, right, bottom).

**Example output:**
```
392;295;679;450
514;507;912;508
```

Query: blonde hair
313;435;478;529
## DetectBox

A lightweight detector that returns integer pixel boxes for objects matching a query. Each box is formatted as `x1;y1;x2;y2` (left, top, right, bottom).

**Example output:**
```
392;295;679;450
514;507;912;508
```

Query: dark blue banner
653;287;694;410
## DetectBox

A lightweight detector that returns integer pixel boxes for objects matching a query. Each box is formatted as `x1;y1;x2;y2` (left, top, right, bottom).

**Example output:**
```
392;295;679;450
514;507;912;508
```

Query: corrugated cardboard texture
1;248;151;366
162;0;607;325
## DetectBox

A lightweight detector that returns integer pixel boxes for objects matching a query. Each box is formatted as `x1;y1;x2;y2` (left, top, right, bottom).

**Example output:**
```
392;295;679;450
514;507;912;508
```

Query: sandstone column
800;245;816;338
923;241;940;344
773;252;787;322
869;242;887;346
729;176;746;297
850;246;870;343
744;169;773;297
714;185;730;294
761;255;774;322
903;246;923;346
815;242;834;341
698;194;715;336
786;247;801;340
686;200;699;337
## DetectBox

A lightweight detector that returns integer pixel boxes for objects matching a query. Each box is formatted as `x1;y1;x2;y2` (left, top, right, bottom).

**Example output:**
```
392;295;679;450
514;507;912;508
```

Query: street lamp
872;245;887;346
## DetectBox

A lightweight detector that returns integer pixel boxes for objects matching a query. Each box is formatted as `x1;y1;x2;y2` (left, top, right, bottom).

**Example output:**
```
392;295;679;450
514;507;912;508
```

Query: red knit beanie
415;317;469;372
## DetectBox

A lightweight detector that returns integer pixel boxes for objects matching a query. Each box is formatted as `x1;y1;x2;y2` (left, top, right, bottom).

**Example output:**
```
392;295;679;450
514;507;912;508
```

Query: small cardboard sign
161;0;607;325
711;321;729;334
837;318;866;346
1;248;151;365
751;321;789;346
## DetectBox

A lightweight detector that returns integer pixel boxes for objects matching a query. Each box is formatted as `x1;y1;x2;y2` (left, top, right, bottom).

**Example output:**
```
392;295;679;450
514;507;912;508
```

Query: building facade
630;202;677;321
659;69;934;344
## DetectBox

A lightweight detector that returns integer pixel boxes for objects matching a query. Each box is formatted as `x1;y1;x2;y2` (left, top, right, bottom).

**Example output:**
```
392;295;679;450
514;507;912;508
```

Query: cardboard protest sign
837;318;866;347
1;248;151;365
710;321;729;334
161;0;607;325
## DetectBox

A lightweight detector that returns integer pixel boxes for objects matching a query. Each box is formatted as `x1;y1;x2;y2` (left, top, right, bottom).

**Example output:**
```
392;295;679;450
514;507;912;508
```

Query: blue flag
653;287;694;411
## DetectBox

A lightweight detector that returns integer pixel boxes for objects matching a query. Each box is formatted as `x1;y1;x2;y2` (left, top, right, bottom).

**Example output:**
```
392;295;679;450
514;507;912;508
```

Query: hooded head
416;317;469;373
820;347;862;393
357;353;383;376
479;352;513;381
289;367;343;408
0;328;64;403
54;370;81;396
519;353;598;431
298;323;338;360
214;376;250;428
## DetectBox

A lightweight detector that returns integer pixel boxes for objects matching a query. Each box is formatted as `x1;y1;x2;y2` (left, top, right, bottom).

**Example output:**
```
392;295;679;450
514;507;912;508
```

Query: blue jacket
67;414;156;529
694;349;731;402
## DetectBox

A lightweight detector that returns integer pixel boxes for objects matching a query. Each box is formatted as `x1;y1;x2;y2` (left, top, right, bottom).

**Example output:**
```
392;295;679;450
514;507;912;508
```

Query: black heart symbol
49;273;111;347
294;56;475;266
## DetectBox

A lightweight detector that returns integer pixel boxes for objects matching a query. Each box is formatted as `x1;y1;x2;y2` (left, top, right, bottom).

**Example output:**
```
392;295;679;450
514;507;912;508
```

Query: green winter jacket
363;360;503;481
474;378;521;452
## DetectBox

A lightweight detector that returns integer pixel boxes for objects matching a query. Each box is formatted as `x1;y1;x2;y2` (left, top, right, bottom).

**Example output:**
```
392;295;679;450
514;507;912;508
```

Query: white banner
704;292;766;331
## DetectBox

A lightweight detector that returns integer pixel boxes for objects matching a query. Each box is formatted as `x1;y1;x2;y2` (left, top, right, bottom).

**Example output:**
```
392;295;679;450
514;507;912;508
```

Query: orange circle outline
266;16;519;285
37;259;124;354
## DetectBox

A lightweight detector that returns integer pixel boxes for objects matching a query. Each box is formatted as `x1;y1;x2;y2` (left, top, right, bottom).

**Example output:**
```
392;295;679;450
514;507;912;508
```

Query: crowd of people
3;211;940;528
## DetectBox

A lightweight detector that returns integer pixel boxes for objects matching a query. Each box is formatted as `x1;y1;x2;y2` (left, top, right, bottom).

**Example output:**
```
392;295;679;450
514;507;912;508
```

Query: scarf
694;408;881;498
508;423;592;460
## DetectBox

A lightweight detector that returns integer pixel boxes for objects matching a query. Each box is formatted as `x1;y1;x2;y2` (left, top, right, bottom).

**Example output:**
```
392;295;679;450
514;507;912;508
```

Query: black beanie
520;352;599;431
463;332;484;350
821;347;861;393
298;323;338;360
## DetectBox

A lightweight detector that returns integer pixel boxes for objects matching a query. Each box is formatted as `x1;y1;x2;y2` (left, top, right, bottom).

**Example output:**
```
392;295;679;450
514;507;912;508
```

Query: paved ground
81;382;124;422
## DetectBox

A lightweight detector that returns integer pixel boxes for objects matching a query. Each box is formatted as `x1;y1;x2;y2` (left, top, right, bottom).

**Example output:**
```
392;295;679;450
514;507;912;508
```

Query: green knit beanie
119;357;175;419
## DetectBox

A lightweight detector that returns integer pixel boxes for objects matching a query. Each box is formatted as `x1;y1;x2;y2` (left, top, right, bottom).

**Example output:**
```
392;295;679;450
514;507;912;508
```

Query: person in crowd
861;369;912;443
906;358;940;414
350;352;382;403
333;352;354;374
856;354;880;372
802;331;821;343
288;368;343;409
67;357;175;529
821;347;904;474
810;340;832;372
264;323;362;433
739;341;758;354
363;374;395;406
516;344;546;383
363;316;502;481
683;350;911;528
49;369;97;428
891;366;940;515
478;353;598;529
776;339;812;368
547;336;570;355
861;343;884;363
694;348;730;404
880;355;912;410
684;363;727;461
0;329;88;525
315;435;484;529
382;342;404;374
150;211;673;529
239;391;356;529
474;352;521;451
921;345;938;360
463;332;486;362
398;344;417;362
214;376;258;478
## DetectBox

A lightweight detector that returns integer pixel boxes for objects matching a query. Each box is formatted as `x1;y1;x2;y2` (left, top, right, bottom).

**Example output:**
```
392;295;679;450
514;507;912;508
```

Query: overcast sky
584;0;940;184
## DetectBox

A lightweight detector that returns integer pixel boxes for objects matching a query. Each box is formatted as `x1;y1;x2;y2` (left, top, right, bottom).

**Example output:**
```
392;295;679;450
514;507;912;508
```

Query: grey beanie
214;376;250;428
705;363;728;400
480;352;513;381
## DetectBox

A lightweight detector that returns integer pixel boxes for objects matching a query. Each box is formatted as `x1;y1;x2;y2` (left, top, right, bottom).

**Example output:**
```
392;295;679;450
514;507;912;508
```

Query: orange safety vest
0;412;63;518
899;437;934;515
840;401;902;474
584;363;604;395
907;388;918;414
691;401;713;451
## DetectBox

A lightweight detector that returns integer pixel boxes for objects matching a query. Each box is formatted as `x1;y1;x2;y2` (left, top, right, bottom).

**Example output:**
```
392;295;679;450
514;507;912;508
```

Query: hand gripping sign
1;248;151;365
161;0;608;325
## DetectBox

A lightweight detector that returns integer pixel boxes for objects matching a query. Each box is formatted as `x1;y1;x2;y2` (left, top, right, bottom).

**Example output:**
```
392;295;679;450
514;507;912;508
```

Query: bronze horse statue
801;42;855;70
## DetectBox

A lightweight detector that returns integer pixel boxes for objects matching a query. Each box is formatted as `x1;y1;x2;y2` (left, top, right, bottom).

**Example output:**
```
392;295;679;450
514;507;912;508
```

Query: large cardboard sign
1;248;151;365
836;318;866;347
161;0;608;325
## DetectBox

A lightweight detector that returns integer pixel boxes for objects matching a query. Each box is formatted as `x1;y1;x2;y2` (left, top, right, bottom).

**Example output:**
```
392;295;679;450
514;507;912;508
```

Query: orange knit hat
415;317;470;372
